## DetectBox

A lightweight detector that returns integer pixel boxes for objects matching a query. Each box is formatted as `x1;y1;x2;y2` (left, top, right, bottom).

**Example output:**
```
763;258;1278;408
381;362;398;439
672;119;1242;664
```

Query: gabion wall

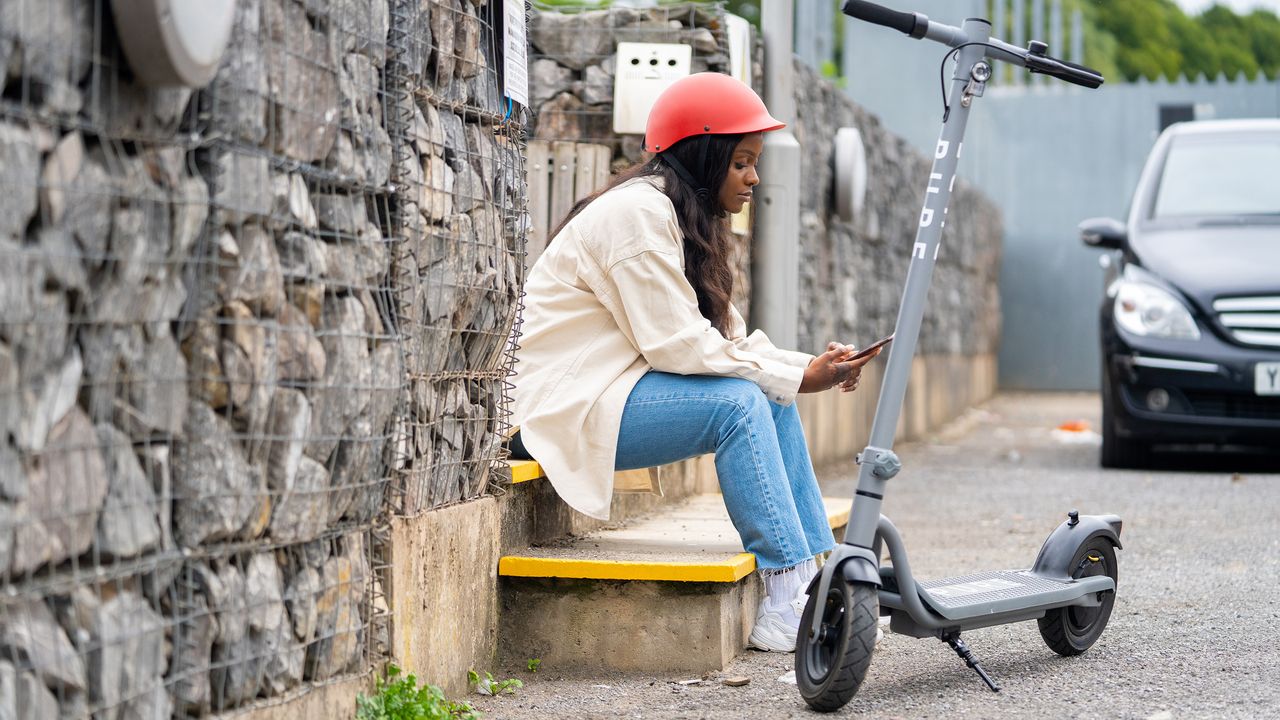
0;0;526;716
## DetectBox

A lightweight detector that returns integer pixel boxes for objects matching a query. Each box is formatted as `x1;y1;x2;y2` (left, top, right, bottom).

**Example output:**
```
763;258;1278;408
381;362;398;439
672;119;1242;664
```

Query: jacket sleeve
599;248;807;405
724;302;816;370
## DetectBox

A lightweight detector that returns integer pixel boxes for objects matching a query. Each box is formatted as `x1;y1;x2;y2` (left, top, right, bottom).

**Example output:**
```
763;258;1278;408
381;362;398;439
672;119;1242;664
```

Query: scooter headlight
1113;281;1200;340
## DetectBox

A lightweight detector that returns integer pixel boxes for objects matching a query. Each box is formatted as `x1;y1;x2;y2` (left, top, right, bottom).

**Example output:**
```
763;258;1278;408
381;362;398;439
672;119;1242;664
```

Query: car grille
1213;296;1280;347
1182;390;1280;422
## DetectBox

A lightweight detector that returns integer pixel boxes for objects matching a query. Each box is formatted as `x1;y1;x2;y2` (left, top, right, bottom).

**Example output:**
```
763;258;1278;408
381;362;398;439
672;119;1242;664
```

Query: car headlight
1114;281;1200;340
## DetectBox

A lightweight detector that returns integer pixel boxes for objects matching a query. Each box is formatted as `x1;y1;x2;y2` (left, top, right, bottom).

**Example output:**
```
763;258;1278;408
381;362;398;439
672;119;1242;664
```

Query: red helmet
643;72;785;153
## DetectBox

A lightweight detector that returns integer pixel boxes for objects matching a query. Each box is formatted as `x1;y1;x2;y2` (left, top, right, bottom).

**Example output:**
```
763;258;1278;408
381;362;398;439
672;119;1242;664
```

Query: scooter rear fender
1029;513;1123;581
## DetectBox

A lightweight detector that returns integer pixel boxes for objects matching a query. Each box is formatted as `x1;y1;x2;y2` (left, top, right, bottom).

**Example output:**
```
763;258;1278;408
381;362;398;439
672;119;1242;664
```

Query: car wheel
1101;362;1152;469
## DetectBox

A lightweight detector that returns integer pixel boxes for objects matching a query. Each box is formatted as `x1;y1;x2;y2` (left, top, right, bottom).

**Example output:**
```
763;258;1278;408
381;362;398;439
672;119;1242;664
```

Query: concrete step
498;456;719;554
498;494;850;675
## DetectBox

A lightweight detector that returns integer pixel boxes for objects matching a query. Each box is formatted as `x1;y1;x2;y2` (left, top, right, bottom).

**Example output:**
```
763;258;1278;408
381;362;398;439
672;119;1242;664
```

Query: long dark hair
548;133;744;334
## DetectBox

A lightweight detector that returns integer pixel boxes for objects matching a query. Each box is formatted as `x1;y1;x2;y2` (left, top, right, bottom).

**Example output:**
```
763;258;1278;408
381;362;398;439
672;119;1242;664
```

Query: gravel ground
471;392;1280;719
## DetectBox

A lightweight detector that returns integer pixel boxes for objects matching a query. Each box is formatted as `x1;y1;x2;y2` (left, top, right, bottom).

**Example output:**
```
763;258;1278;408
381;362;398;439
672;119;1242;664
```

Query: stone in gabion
314;193;367;236
323;225;389;293
529;59;573;109
29;404;108;569
265;388;310;494
94;424;162;560
305;295;371;463
419;153;455;221
211;0;268;144
10;287;68;376
212;151;272;225
412;100;444;157
169;593;217;714
311;0;390;66
38;131;83;226
271;455;330;544
306;535;368;680
221;225;286;316
427;0;460;83
437;110;467;166
13;340;76;448
264;0;340;163
34;226;88;295
276;302;327;383
211;550;289;702
277;230;329;282
0;599;86;694
0;660;60;720
0;441;20;502
530;9;618;71
577;64;613;106
86;592;172;720
534;92;610;142
172;402;263;548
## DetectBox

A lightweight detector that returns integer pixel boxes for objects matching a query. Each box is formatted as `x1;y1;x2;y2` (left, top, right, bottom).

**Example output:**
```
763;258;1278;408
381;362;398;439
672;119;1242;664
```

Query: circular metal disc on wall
834;127;868;224
110;0;237;88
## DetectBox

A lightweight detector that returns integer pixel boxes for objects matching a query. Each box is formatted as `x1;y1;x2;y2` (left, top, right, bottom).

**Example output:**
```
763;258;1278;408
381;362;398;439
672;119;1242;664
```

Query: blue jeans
615;371;835;570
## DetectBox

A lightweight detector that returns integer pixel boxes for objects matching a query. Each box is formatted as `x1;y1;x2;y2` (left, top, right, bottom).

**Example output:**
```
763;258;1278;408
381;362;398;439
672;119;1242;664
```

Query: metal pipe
752;0;800;348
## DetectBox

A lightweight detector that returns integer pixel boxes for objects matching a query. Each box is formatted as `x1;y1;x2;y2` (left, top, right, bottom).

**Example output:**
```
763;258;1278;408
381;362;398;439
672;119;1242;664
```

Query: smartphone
843;334;894;362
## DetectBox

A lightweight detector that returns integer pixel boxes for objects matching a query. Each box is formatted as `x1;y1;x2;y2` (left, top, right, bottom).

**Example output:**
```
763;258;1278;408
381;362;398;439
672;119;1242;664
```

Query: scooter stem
844;17;993;549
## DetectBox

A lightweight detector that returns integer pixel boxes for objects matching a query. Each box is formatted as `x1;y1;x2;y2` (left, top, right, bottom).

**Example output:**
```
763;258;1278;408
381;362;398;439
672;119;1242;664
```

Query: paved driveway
474;393;1280;719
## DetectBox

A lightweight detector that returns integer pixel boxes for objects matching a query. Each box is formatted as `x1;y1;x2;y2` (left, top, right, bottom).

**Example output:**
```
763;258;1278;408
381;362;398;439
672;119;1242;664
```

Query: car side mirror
1079;217;1127;250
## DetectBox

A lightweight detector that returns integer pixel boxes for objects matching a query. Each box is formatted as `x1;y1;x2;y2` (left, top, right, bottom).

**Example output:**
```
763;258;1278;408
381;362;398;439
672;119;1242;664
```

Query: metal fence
0;0;528;716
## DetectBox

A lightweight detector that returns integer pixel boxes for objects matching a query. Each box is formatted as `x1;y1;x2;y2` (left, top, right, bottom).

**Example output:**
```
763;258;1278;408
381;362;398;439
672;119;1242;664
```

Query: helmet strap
660;135;714;203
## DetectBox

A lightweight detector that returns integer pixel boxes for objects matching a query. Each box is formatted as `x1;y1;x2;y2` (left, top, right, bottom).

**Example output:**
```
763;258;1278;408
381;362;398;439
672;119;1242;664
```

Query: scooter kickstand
942;633;1001;692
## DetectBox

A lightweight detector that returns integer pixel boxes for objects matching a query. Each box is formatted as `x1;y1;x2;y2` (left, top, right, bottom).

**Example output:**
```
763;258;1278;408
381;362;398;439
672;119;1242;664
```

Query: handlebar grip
841;0;927;38
1027;54;1105;88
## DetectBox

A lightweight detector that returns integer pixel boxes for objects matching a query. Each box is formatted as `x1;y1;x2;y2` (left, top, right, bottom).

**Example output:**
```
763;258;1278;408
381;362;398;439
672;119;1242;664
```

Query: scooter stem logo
915;139;959;260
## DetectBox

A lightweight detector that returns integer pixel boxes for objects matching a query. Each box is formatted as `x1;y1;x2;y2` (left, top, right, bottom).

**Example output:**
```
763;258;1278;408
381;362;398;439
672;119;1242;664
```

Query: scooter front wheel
796;579;878;712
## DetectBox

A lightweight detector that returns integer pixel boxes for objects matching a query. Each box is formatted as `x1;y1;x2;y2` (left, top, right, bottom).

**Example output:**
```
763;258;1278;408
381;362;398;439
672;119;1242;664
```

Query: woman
510;73;879;652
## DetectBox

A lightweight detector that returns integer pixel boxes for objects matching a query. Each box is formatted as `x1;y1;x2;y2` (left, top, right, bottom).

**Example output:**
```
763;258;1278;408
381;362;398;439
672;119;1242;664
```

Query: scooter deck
916;569;1113;621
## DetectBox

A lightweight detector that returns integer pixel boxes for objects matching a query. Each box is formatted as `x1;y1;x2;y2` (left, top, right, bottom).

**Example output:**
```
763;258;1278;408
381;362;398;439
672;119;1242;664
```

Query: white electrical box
612;42;693;135
834;127;868;224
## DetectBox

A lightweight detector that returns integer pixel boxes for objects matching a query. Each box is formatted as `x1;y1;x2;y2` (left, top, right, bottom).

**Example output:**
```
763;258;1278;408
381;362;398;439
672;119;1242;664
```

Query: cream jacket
510;178;815;520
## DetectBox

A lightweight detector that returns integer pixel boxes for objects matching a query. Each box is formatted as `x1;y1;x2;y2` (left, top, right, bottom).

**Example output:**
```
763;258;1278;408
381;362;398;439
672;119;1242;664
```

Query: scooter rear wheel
796;579;878;712
1038;537;1118;656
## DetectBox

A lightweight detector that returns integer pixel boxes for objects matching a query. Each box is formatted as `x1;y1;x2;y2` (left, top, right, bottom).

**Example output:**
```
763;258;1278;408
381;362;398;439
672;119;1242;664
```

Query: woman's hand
799;341;883;394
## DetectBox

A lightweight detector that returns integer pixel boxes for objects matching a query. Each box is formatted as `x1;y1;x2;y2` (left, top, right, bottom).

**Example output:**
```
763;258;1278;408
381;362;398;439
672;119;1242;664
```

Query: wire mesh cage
391;0;529;516
0;0;527;716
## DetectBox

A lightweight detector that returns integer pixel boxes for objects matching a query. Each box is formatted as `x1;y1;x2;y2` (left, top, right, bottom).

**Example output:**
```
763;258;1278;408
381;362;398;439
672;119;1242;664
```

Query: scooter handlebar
1025;53;1105;88
841;0;927;39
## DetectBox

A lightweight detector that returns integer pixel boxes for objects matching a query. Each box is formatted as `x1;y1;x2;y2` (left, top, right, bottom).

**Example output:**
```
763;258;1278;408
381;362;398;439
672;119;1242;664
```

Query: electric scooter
797;2;1122;711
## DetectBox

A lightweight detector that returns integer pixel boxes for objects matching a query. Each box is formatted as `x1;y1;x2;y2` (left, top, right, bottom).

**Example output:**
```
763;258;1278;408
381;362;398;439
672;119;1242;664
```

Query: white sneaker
748;587;809;653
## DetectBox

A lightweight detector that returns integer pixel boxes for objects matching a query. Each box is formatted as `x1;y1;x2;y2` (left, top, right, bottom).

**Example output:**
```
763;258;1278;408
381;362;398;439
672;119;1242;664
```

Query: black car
1081;119;1280;468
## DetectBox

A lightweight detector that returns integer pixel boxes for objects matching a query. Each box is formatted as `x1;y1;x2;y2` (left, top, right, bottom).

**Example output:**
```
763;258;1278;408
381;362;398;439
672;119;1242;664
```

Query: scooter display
797;2;1121;712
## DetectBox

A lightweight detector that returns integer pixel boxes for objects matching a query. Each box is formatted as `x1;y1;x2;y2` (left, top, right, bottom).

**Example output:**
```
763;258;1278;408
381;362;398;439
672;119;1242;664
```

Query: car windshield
1151;131;1280;220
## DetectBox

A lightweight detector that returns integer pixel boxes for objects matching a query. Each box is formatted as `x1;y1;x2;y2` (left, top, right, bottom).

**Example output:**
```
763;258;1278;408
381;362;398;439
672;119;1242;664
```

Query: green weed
468;669;524;696
356;664;479;720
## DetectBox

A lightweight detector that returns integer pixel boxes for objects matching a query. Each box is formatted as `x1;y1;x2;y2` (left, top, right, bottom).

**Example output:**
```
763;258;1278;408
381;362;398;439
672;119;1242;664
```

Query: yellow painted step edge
500;553;757;583
508;459;544;484
500;498;852;583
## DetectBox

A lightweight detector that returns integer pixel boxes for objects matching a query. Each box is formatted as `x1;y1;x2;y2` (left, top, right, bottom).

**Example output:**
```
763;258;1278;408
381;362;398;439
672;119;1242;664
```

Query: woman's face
718;132;764;214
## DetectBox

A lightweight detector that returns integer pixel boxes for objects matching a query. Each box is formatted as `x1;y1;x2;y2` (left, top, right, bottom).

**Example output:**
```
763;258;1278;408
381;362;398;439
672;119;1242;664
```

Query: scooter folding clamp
856;446;901;480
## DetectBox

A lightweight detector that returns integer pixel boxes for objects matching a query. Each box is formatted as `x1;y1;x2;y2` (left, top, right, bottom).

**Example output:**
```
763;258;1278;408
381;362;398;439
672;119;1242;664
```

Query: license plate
1256;362;1280;396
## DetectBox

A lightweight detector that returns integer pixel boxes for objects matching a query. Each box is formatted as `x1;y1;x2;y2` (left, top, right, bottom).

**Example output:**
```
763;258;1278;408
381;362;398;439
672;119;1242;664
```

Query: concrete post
753;0;800;348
